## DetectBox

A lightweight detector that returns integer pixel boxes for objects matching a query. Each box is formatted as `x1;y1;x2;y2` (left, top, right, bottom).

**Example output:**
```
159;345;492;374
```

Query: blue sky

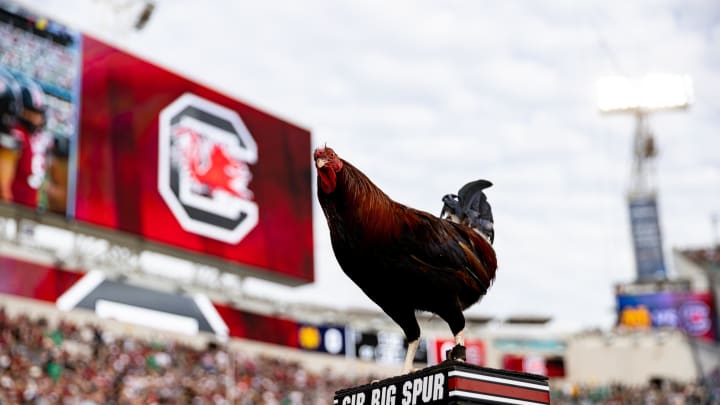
34;0;720;330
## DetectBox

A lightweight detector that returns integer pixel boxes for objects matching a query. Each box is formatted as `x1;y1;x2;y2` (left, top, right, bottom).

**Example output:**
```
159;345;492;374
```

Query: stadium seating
0;24;77;90
0;22;77;139
0;303;379;404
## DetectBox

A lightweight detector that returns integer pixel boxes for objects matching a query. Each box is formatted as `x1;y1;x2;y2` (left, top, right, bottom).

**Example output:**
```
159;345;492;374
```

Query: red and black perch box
334;361;551;405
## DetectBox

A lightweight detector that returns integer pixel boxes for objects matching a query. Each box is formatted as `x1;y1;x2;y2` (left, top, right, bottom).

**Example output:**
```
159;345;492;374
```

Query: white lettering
422;376;432;402
433;373;444;400
386;385;397;405
341;393;366;405
372;386;398;405
401;381;412;405
394;374;447;405
412;378;423;405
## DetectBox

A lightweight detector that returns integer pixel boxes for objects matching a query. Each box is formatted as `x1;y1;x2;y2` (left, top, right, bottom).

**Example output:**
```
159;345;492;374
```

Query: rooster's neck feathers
321;160;402;241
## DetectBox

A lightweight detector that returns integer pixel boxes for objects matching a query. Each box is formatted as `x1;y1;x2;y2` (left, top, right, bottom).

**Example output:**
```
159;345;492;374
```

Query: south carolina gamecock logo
158;93;258;244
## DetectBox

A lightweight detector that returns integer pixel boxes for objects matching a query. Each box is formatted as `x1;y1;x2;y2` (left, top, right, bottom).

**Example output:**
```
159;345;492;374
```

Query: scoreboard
0;1;314;285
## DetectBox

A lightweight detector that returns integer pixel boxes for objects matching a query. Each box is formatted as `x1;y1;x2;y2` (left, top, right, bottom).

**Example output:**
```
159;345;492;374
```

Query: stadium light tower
596;74;693;282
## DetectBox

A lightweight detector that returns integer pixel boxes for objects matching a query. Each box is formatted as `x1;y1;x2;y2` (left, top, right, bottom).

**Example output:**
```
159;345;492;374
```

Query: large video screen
75;36;314;283
0;2;314;285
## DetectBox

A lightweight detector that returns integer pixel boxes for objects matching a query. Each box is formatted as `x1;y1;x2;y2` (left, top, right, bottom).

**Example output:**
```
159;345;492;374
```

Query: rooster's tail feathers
457;240;495;292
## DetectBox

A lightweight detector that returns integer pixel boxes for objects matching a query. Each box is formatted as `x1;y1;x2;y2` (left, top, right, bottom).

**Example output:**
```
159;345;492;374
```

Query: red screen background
75;36;314;284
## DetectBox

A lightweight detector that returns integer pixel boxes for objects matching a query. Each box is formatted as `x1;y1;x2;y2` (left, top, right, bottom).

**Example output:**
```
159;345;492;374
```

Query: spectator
0;13;78;214
0;67;21;203
0;73;49;207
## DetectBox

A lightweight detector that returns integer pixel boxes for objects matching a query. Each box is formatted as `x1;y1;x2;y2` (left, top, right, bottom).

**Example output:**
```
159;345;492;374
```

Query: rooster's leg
439;308;467;362
448;329;467;361
403;339;419;374
446;330;466;361
455;329;465;346
385;308;420;374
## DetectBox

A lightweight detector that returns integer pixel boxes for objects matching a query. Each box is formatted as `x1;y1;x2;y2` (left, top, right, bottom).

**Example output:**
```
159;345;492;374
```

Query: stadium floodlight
596;73;694;283
596;74;693;113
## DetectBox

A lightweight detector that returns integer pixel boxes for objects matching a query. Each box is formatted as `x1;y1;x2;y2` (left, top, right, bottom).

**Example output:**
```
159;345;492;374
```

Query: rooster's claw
446;344;466;362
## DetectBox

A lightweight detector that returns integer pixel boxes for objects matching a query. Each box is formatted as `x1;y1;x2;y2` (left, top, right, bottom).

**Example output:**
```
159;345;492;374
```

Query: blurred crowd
0;307;375;404
0;23;77;91
552;379;720;405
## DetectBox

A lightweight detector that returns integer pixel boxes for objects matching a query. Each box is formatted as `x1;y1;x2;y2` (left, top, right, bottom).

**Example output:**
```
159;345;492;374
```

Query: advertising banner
501;354;566;378
298;324;348;355
352;331;427;365
617;291;716;341
0;252;302;347
428;338;485;366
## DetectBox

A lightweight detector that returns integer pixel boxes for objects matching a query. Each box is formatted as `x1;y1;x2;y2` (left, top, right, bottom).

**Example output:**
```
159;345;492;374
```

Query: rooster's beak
316;158;327;169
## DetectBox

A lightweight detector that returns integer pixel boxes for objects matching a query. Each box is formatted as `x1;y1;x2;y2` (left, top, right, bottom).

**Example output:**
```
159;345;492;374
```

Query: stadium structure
0;1;717;403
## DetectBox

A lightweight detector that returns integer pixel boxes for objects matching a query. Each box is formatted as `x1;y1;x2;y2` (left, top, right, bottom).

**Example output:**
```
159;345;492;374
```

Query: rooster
314;146;497;373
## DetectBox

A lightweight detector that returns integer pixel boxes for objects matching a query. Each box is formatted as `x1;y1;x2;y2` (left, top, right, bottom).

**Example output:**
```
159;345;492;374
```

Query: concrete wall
565;330;697;385
672;249;709;292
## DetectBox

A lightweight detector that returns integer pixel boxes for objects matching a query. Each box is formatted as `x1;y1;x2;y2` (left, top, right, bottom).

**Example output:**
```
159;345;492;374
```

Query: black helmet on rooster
441;179;495;243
